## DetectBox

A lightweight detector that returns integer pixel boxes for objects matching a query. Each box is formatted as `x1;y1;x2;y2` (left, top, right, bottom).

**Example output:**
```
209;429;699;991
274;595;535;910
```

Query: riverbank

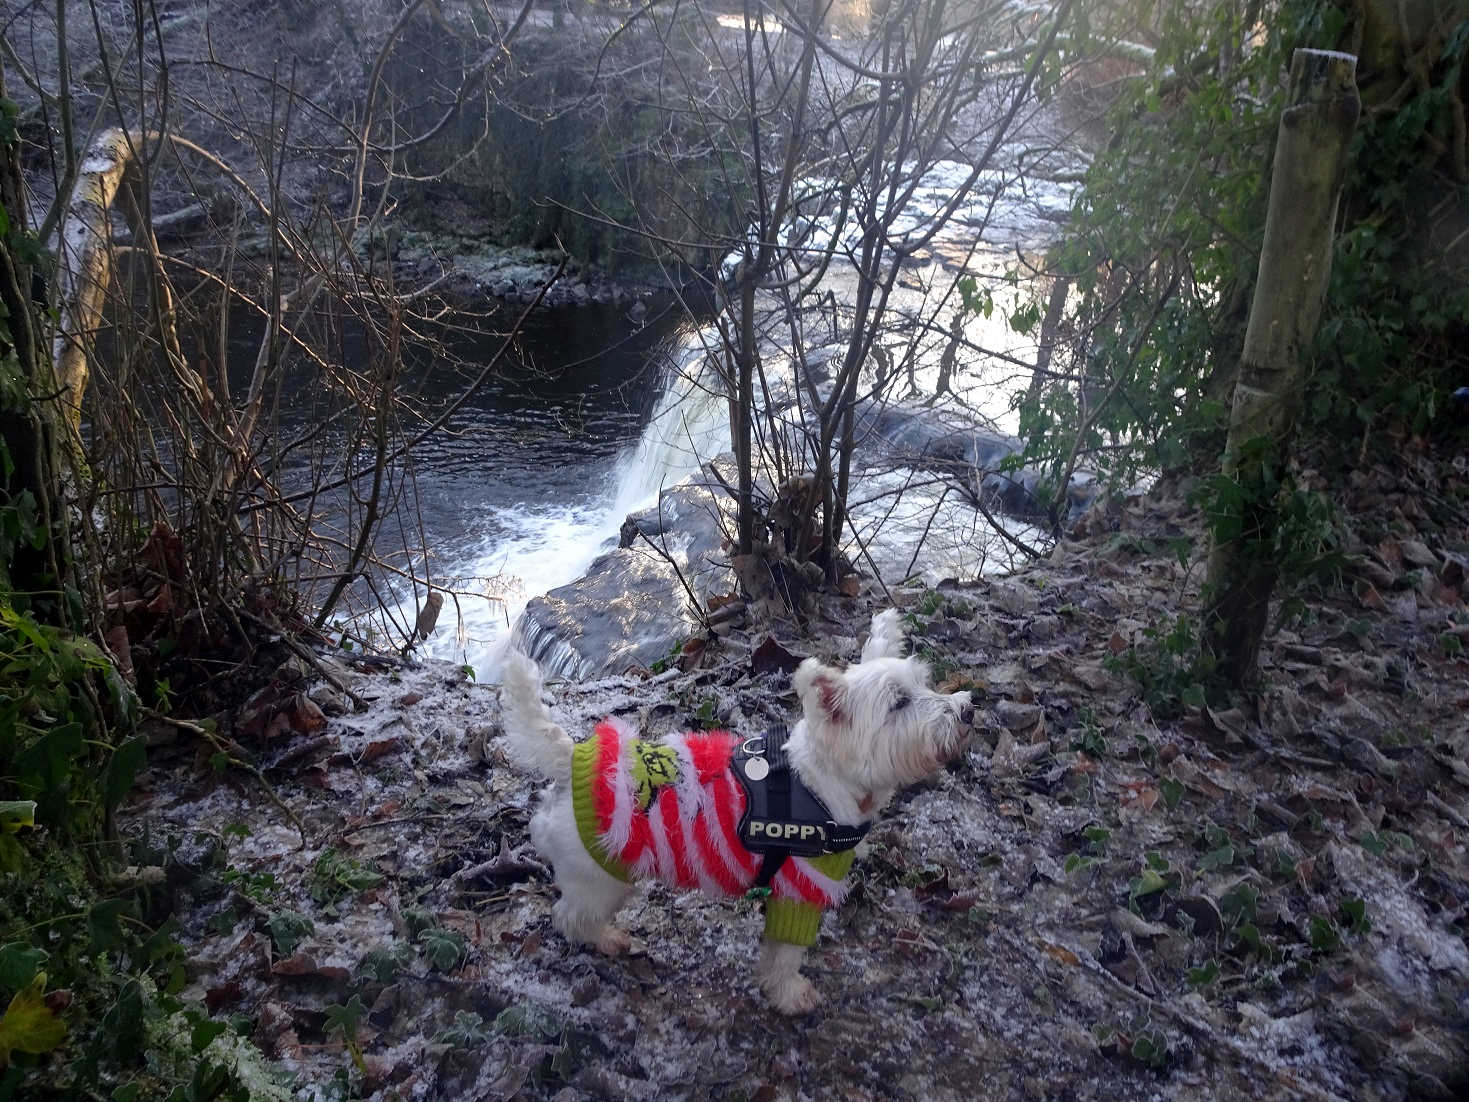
120;440;1469;1099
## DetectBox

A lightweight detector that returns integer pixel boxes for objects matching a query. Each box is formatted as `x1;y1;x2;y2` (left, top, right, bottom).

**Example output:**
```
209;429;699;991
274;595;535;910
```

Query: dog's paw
592;924;632;955
765;973;820;1016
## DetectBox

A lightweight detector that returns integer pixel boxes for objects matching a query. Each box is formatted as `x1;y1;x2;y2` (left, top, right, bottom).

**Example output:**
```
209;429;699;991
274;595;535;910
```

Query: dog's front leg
758;940;819;1015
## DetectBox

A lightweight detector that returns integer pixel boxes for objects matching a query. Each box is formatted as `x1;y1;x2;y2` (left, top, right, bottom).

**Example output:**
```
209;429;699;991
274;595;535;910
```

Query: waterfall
608;324;730;517
411;321;730;680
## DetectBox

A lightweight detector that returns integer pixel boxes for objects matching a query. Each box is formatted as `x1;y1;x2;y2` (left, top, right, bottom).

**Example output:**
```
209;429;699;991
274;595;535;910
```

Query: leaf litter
121;448;1469;1099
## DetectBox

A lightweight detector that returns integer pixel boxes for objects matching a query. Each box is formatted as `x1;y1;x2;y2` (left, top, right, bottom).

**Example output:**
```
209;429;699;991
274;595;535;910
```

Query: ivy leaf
189;1017;229;1054
87;898;137;955
418;927;467;973
324;995;367;1043
0;944;47;996
433;1010;489;1049
1186;960;1220;988
401;906;436;939
1196;845;1235;872
1129;868;1168;898
1309;915;1342;953
1219;882;1258;925
1064;852;1098;874
0;973;67;1068
266;910;315;958
494;1002;562;1042
1340;897;1371;935
356;943;415;984
15;722;84;797
102;736;147;812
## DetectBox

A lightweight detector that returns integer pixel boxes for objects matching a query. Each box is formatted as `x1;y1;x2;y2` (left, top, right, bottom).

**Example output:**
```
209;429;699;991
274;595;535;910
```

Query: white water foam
406;324;731;680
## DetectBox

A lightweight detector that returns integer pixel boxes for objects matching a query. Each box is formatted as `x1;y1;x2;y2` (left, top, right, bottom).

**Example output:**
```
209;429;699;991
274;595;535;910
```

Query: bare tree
606;0;1076;601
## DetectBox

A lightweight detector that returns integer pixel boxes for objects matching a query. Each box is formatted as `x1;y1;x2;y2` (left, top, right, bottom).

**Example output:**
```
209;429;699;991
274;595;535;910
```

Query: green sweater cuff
571;739;632;883
764;898;822;946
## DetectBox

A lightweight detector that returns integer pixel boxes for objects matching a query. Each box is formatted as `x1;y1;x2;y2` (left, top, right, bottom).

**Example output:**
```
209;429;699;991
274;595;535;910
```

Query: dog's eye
891;693;911;712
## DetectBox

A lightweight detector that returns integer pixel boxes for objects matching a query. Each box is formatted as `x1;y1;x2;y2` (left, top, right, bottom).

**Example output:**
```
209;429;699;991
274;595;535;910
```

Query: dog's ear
794;657;848;726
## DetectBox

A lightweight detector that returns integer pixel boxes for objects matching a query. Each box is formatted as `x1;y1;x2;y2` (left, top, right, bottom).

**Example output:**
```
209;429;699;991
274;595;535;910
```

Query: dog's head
790;611;975;814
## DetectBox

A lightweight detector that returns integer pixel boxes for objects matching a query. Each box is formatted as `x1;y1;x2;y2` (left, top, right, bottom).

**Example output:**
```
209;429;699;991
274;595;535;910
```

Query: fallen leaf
1374;537;1403;573
1355;582;1388;612
359;738;402;764
750;636;802;676
1401;538;1438;569
1120;781;1160;811
1068;662;1110;691
1040;941;1080;966
1110;908;1171;940
205;981;243;1013
996;700;1043;730
271;952;319;976
1108;631;1128;655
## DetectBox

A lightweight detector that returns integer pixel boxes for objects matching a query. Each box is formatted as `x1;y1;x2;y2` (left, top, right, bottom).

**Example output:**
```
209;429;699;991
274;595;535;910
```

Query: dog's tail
498;651;574;779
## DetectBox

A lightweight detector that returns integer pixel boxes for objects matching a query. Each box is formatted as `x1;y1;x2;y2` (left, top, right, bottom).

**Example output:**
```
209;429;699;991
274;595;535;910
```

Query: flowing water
274;154;1079;679
388;309;733;675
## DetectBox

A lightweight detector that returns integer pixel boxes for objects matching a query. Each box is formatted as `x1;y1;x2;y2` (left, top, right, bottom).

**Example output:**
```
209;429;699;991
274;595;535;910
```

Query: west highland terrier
498;609;976;1014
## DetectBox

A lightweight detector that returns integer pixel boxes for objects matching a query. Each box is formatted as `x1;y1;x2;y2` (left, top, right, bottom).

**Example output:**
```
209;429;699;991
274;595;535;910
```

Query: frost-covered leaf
494;1002;562;1041
433;1010;489;1049
418;927;467;973
324;995;368;1042
266;910;315;958
309;848;384;908
356;943;415;984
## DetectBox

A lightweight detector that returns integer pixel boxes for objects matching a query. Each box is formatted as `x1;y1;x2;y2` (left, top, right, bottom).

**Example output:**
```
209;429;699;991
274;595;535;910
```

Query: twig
1054;935;1350;1102
150;712;308;849
634;494;711;631
973;491;1050;562
337;812;477;838
841;508;895;607
240;610;369;712
450;839;549;885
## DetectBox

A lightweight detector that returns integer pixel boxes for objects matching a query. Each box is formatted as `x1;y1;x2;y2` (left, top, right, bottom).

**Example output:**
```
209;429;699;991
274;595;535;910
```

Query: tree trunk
51;129;136;436
1202;49;1359;687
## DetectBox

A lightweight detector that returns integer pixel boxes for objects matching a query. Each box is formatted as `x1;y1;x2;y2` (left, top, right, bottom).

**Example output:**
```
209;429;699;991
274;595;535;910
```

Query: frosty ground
123;454;1469;1101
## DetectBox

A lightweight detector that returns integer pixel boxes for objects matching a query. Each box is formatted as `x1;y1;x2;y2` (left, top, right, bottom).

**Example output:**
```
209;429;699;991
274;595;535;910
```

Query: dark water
207;297;698;660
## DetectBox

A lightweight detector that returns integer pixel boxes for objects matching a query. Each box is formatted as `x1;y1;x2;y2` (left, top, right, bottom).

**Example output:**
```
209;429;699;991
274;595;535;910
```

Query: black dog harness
733;725;871;892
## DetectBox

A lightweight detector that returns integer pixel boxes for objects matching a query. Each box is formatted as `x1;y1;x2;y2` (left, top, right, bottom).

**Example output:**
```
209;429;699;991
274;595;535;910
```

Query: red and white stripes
581;719;848;911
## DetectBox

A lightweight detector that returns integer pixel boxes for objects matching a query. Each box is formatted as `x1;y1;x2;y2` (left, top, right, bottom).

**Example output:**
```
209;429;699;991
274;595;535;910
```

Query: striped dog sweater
569;717;856;947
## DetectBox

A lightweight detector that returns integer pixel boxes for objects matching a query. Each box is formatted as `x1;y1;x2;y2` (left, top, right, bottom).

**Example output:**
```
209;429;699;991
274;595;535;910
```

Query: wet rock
853;400;1102;526
516;463;734;678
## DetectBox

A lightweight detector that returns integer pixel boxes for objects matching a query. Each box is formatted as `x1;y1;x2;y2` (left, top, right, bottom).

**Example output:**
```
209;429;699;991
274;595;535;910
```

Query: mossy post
1203;49;1359;688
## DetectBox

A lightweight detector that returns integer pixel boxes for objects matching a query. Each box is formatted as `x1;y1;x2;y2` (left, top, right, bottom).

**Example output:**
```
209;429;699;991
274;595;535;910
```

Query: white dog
498;609;975;1014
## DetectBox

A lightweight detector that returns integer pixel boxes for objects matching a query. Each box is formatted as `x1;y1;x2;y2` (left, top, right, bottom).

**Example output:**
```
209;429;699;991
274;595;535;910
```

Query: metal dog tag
743;756;769;781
